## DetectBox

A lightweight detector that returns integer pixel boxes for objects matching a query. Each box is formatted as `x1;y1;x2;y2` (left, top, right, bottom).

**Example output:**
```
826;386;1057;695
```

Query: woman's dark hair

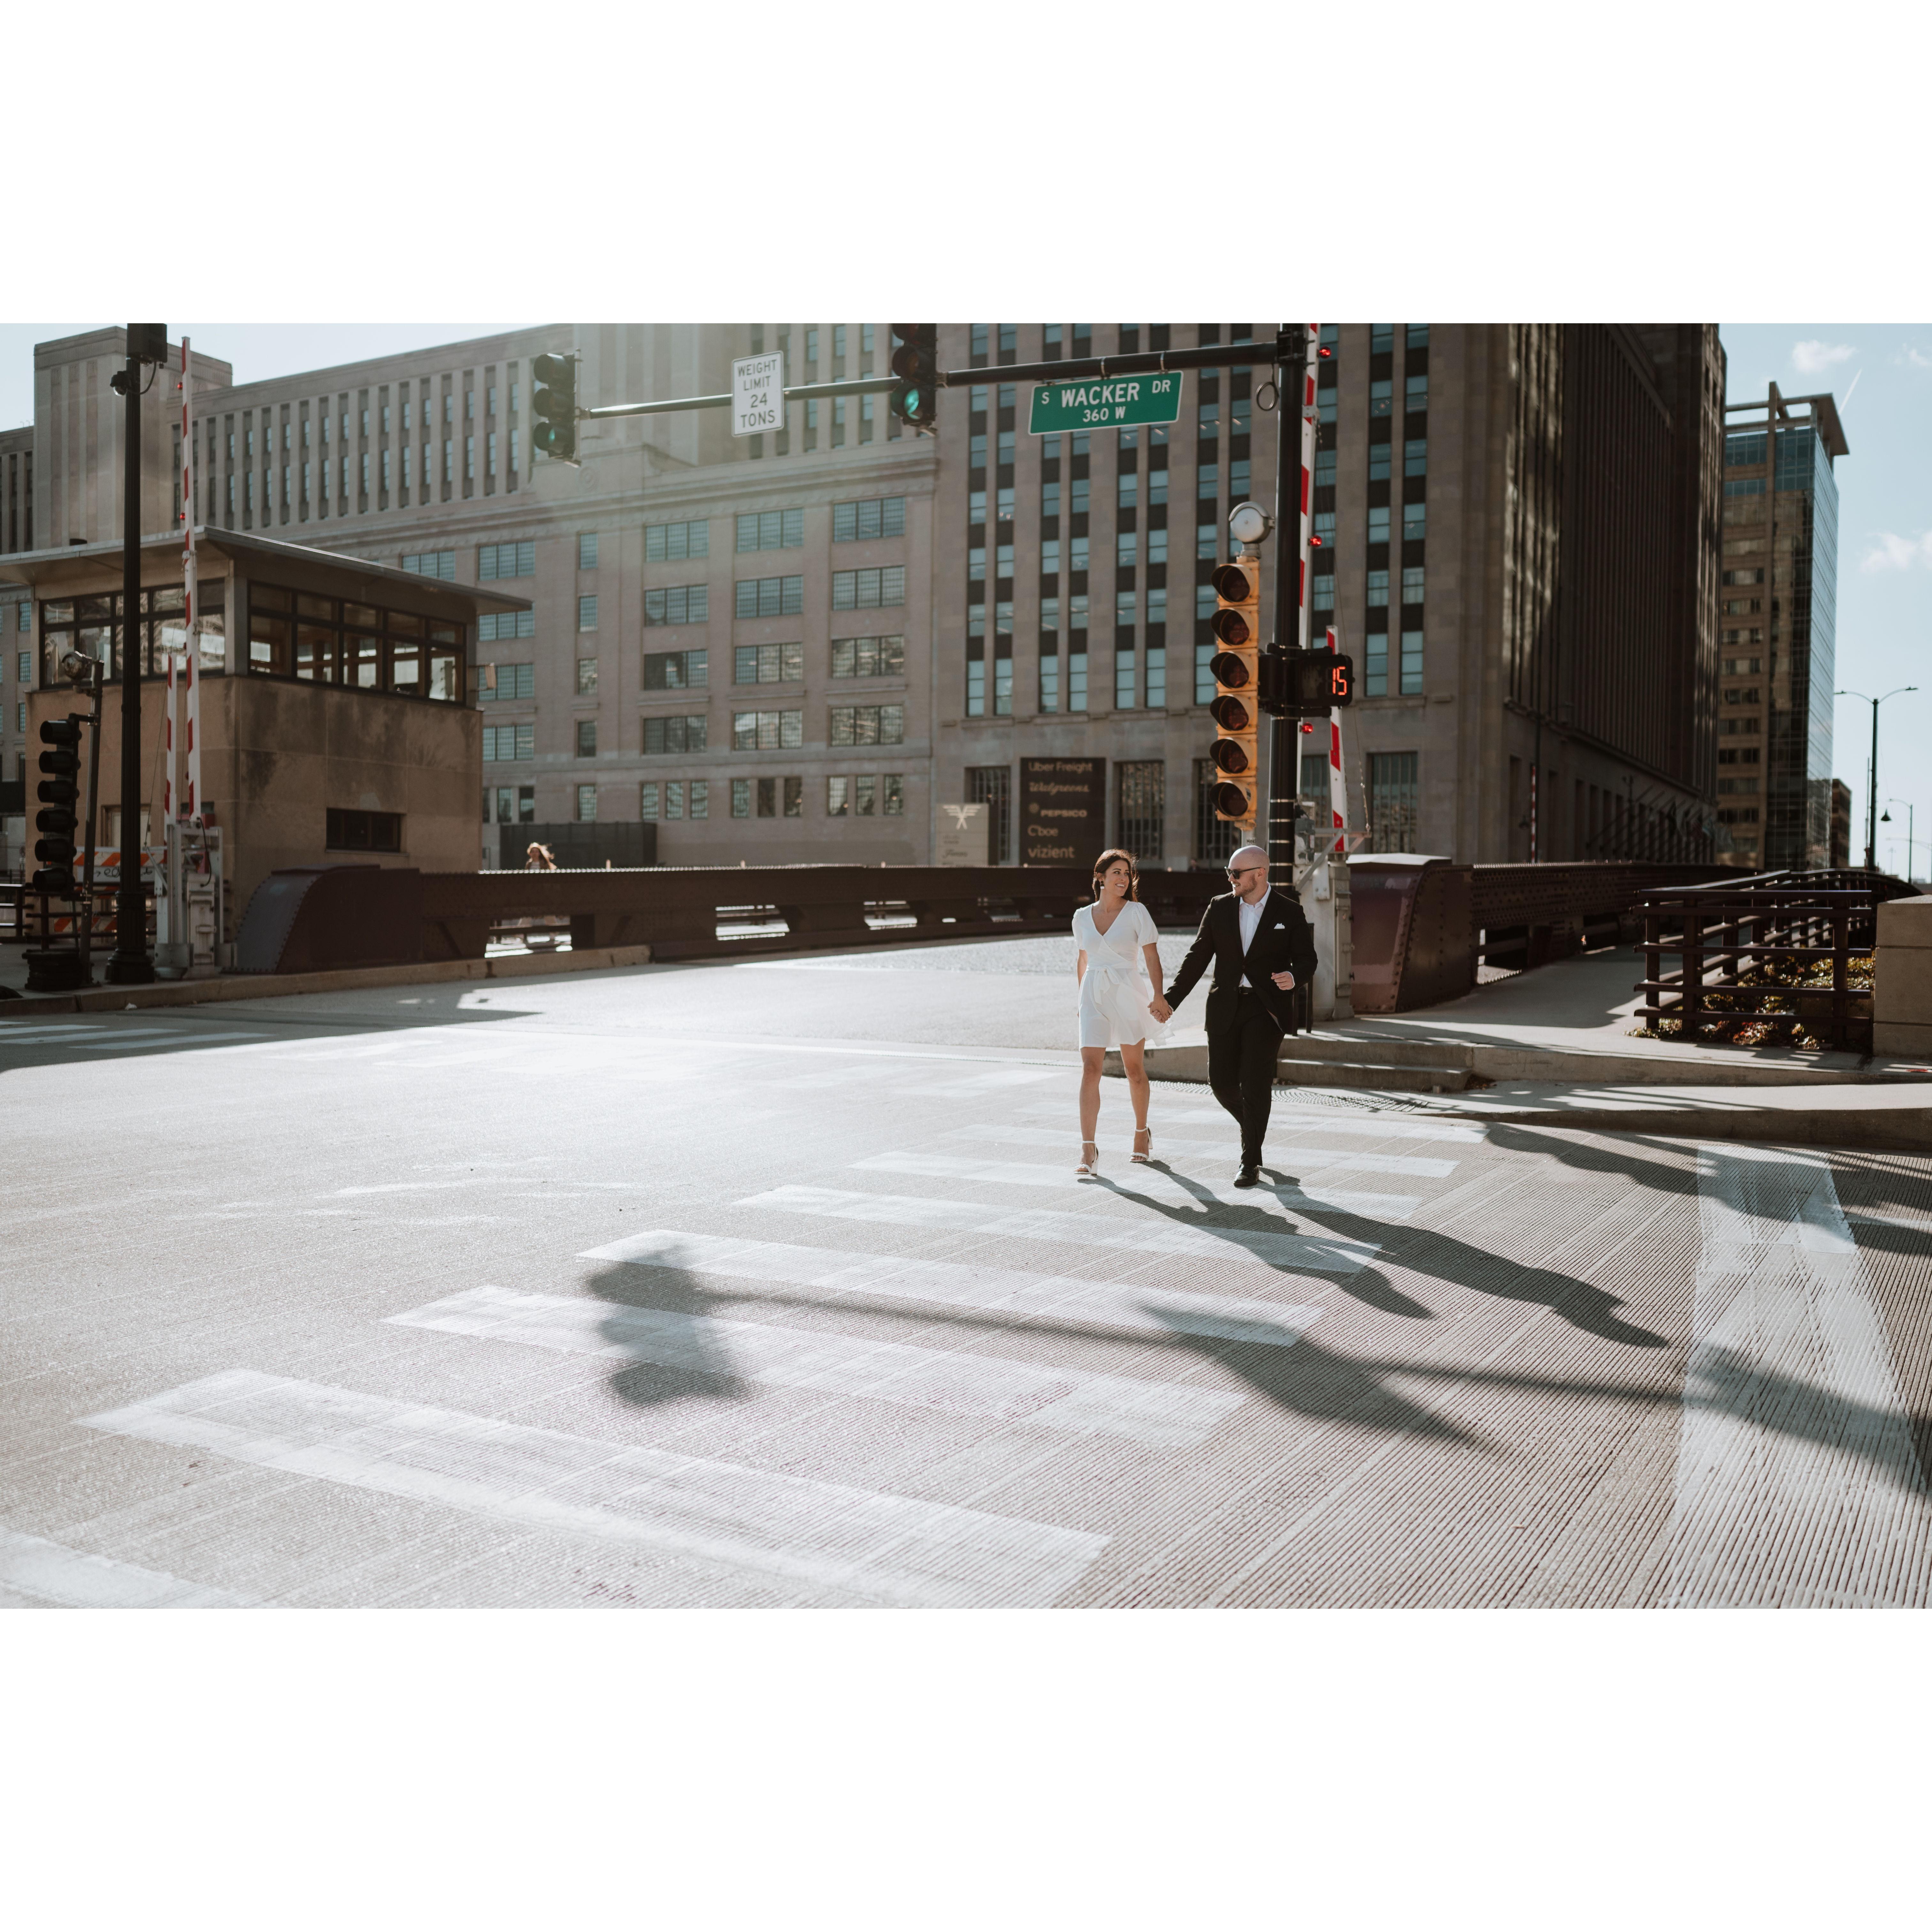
1091;848;1139;901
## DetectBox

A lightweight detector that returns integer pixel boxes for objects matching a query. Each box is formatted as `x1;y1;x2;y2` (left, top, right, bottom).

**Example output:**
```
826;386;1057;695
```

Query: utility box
1297;850;1354;1023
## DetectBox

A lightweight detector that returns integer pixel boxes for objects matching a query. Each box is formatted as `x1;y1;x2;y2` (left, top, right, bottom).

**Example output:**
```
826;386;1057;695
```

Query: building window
831;634;904;678
578;532;599;570
1116;761;1164;861
1116;646;1136;709
736;508;804;551
647;519;710;560
400;549;456;579
832;497;906;541
730;778;751;818
1069;639;1088;713
479;662;535;702
645;584;709;626
966;765;1011;862
1368;506;1391;545
1400;631;1424;696
735;641;803;684
1039;650;1060;712
578;595;598;632
1402;502;1427;542
576;784;597;822
732;708;804;750
643;649;707;690
1405;439;1428;477
575;718;597;757
577;657;598;696
1405;374;1429;413
641;715;706;755
1365;635;1388;696
478;540;535;579
831;567;905;611
966;635;985;716
1367;751;1419;851
826;703;905;747
325;808;402;852
1401;566;1426;607
736;576;805;618
477;610;535;643
482;723;534;762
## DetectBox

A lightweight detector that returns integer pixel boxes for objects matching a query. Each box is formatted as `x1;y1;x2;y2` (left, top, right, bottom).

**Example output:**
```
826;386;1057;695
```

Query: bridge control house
2;529;529;931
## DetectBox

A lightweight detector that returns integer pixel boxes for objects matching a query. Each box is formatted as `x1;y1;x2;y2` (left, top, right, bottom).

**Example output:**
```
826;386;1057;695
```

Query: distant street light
1880;797;1918;883
1836;686;1918;869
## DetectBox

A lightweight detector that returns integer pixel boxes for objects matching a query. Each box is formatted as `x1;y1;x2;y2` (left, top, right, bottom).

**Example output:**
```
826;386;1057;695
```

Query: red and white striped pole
1296;323;1319;655
1326;624;1348;855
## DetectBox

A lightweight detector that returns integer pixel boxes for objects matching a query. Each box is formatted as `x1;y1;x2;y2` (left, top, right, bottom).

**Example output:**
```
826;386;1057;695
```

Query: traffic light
34;718;83;898
1208;557;1261;827
530;352;577;462
889;326;939;430
1258;648;1357;718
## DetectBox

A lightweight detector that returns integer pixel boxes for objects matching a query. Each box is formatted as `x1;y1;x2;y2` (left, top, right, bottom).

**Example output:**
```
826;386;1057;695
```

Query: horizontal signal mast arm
934;335;1301;391
584;375;899;421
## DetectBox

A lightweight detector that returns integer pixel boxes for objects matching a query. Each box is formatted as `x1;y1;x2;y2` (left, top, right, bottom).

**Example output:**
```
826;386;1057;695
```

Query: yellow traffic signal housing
1208;556;1261;827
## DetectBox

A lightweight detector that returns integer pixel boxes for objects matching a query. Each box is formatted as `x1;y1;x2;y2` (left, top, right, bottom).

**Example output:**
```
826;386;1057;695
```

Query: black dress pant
1207;990;1283;1166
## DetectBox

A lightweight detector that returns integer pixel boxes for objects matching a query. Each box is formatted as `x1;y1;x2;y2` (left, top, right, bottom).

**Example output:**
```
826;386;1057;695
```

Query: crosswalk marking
0;1526;249;1608
389;1285;1246;1447
69;1029;266;1049
79;1370;1108;1609
729;1184;1380;1275
1021;1101;1488;1143
849;1150;1421;1218
941;1124;1459;1178
1667;1146;1928;1608
577;1230;1327;1348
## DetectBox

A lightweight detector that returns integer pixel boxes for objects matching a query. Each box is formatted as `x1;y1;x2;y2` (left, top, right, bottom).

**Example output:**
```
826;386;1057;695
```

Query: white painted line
0;1027;189;1047
850;1150;1421;1219
925;1067;1065;1098
1020;1102;1488;1143
726;1185;1380;1276
1666;1146;1931;1608
940;1126;1458;1178
578;1230;1328;1348
0;1526;249;1608
80;1371;1107;1610
390;1285;1245;1447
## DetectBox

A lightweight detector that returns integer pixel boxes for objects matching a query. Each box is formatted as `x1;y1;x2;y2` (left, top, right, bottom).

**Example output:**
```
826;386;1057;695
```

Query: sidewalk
1123;944;1932;1150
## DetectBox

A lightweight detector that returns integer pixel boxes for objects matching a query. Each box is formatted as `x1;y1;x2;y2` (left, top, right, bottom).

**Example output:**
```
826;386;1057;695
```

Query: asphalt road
5;936;1931;1609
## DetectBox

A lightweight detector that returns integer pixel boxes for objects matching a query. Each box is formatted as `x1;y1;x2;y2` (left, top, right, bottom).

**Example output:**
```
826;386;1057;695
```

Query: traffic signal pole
108;327;155;983
1266;327;1311;874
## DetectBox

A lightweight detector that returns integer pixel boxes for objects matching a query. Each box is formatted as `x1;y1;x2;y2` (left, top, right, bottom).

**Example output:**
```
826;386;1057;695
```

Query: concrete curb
1444;1103;1932;1153
0;945;653;1017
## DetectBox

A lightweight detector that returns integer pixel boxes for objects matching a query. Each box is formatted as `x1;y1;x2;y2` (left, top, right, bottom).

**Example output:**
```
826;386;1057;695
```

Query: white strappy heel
1076;1140;1100;1179
1131;1127;1153;1164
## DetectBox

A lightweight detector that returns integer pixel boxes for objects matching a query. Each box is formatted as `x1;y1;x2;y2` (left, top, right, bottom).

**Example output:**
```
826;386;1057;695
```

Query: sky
4;317;1925;877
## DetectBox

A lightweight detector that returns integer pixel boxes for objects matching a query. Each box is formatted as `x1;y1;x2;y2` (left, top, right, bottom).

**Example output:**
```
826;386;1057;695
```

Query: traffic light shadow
1098;1162;1668;1350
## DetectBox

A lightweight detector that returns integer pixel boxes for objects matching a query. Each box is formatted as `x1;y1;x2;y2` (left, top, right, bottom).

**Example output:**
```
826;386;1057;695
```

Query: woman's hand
1148;994;1173;1023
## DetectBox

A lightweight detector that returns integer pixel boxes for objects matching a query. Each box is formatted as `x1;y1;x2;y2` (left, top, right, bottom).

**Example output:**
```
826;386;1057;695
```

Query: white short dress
1073;899;1164;1049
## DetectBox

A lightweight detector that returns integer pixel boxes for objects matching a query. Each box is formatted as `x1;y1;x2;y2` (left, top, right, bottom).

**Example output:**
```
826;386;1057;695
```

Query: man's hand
1271;970;1296;991
1149;994;1173;1024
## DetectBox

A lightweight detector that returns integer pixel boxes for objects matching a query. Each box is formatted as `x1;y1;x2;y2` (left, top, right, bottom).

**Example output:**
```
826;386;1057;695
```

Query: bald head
1227;845;1270;904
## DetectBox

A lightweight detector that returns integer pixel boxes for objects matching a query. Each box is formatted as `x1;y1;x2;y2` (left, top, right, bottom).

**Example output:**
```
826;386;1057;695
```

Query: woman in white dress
1072;848;1165;1178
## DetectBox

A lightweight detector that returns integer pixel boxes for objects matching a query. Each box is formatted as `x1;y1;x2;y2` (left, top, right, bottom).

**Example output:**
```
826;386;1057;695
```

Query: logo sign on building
936;801;988;866
1021;758;1106;865
1028;373;1182;434
731;353;784;440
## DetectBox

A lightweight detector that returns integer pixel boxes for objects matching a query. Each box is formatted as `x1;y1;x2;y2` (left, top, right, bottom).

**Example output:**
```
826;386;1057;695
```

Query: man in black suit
1150;845;1318;1187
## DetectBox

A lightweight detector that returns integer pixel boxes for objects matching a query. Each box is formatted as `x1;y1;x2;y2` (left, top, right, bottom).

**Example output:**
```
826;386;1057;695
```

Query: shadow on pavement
0;992;536;1070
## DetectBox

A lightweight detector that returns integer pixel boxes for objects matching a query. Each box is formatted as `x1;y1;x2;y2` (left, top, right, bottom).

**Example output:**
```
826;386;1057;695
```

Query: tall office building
930;322;1728;868
1716;384;1845;870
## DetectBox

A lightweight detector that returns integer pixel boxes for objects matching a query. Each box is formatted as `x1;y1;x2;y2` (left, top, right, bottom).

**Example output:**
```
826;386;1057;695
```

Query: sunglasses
1227;864;1265;880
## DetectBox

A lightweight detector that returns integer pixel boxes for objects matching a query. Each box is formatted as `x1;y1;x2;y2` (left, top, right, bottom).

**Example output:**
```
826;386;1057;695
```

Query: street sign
1028;372;1182;434
1020;758;1106;864
732;353;784;439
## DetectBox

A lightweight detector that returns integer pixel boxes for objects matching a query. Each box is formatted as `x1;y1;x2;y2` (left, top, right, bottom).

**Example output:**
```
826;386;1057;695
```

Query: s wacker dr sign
1028;373;1183;433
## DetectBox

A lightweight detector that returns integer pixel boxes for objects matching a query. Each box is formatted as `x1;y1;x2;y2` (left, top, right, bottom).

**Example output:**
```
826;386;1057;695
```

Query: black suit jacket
1163;887;1319;1035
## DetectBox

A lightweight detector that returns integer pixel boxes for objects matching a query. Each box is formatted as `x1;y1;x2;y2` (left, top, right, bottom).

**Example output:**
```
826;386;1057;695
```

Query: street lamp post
1836;685;1918;870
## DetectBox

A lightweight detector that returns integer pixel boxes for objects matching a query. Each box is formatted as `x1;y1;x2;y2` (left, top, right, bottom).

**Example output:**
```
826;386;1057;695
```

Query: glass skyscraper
1717;385;1845;870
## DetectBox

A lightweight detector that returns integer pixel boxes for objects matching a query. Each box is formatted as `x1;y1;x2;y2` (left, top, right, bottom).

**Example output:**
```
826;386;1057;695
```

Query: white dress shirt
1237;891;1266;988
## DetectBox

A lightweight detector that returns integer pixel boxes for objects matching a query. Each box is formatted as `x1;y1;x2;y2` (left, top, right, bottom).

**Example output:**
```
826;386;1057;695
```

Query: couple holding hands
1072;845;1318;1188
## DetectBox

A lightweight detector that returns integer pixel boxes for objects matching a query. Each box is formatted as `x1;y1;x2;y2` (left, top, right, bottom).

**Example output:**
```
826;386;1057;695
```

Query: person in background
1072;848;1167;1178
1151;843;1317;1188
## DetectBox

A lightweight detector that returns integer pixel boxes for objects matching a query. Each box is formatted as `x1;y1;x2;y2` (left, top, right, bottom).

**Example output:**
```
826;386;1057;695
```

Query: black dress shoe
1233;1165;1262;1188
